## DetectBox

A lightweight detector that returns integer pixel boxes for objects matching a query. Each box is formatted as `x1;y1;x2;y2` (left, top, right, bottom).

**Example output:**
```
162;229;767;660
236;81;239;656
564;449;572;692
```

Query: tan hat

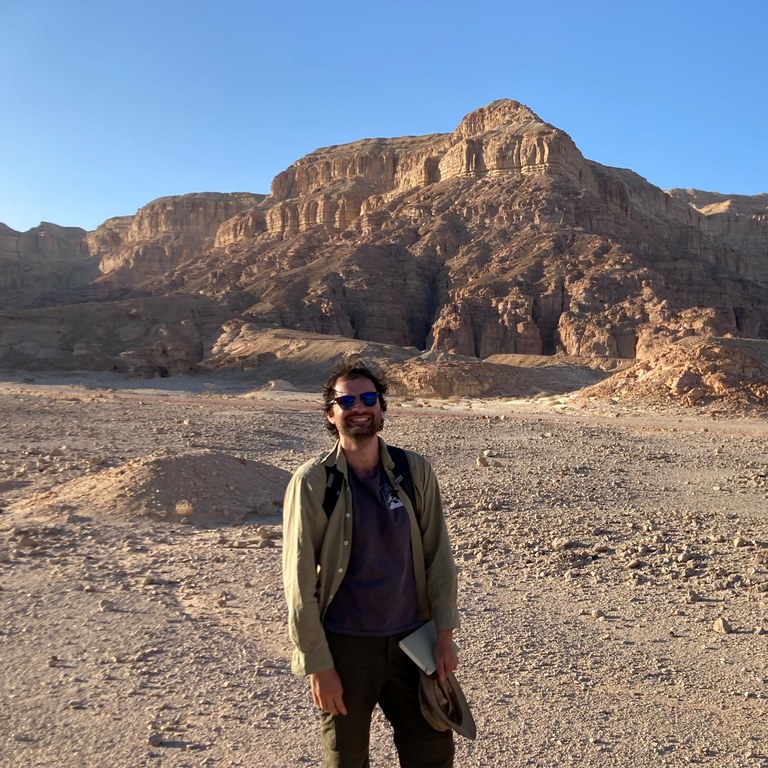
418;671;477;740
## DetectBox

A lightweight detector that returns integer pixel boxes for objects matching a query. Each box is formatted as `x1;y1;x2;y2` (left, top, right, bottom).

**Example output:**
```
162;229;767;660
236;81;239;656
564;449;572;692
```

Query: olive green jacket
282;437;459;675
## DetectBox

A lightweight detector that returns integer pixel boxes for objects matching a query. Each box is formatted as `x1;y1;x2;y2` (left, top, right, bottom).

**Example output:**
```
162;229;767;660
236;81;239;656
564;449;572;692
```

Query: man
283;361;460;768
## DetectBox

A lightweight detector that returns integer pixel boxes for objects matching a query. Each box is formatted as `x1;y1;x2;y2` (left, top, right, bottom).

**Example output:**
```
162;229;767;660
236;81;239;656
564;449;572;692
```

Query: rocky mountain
2;99;767;374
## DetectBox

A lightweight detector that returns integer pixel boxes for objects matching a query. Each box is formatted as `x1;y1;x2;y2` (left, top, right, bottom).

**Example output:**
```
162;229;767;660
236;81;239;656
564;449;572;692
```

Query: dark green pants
320;633;455;768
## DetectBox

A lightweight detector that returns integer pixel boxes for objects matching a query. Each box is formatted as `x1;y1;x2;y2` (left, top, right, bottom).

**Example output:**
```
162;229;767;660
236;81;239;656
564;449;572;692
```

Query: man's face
325;376;383;441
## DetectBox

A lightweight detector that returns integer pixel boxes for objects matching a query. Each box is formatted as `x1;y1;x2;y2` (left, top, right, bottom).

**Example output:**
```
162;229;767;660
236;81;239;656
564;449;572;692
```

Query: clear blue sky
1;0;766;232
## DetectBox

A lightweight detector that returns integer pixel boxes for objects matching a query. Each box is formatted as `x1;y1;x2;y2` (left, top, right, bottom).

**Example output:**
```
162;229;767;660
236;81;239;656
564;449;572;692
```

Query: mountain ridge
2;99;767;378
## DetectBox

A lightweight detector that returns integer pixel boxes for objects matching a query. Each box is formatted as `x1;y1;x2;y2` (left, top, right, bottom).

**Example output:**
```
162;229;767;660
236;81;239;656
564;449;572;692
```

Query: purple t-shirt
323;464;422;637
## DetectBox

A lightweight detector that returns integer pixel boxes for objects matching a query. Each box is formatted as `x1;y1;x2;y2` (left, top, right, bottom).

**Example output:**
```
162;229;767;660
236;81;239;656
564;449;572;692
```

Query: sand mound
386;357;611;398
386;359;506;398
205;323;417;388
579;336;768;413
11;449;291;526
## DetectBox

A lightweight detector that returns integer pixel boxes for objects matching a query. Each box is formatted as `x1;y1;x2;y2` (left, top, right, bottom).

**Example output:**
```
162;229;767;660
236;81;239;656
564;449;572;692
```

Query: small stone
591;609;606;621
713;617;733;634
733;536;749;548
686;589;703;604
476;455;489;467
147;732;164;747
16;535;37;550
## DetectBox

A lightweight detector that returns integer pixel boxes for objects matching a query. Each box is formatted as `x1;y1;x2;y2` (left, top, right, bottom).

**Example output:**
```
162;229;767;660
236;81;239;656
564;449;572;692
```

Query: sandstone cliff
4;100;768;365
88;192;264;284
137;100;766;359
667;189;768;286
0;222;99;308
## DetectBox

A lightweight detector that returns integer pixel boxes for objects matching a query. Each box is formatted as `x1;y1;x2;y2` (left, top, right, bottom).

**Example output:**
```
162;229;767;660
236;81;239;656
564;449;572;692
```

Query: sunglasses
331;391;380;410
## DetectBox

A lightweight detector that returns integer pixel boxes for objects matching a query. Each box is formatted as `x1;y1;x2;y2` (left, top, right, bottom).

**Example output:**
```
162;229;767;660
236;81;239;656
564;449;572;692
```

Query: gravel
0;378;766;767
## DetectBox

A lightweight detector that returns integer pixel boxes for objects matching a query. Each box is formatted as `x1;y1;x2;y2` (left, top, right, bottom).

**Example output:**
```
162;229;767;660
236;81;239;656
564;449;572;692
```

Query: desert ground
0;368;766;768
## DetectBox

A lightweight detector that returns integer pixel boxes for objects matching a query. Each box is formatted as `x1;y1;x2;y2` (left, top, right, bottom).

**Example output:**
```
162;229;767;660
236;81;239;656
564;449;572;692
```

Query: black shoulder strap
321;445;416;519
387;445;416;514
322;465;345;518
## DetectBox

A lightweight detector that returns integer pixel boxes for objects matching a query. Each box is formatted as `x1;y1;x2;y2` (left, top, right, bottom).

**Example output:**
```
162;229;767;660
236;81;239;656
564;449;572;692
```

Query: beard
337;411;384;440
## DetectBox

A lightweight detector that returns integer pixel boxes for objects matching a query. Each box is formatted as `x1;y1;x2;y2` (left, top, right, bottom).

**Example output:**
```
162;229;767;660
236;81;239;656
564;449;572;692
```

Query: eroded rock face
4;100;768;362
88;192;264;282
147;100;766;358
0;223;99;308
242;100;591;240
667;189;768;287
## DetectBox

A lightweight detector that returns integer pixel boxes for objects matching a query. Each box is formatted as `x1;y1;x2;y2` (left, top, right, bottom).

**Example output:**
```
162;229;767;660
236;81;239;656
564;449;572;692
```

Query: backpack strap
322;465;345;518
321;444;416;519
387;445;416;514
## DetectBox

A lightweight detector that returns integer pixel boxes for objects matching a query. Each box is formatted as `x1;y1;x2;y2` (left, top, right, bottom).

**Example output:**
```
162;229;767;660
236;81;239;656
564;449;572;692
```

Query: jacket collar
322;437;393;474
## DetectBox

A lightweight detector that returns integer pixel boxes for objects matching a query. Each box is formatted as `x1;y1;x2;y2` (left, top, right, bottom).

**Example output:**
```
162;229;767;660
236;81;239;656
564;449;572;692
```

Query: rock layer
0;223;98;308
88;192;264;283
667;189;768;286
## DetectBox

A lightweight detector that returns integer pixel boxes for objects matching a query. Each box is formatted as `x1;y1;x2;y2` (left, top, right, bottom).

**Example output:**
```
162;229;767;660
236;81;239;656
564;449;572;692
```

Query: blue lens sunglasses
331;391;380;410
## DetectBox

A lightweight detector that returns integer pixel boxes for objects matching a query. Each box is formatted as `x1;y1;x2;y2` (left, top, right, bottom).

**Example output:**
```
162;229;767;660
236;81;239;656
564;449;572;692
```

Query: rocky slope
0;296;235;377
579;336;768;414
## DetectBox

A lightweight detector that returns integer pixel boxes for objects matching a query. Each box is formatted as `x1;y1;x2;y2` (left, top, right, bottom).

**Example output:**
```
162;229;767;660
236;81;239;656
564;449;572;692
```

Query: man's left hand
434;629;458;682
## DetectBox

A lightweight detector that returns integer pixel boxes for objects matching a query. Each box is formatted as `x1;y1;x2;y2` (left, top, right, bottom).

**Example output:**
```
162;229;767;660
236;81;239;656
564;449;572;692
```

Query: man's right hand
309;668;347;716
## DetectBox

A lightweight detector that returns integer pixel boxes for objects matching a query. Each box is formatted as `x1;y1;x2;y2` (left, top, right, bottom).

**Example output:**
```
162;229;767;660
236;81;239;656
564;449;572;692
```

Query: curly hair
322;361;388;435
